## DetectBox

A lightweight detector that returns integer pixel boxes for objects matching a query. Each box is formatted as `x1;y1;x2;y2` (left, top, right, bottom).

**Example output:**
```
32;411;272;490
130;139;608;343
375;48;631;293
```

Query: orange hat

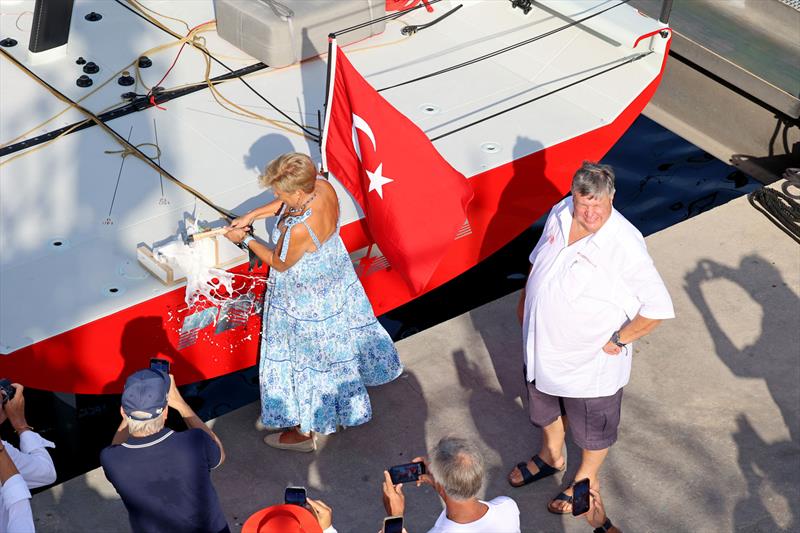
242;504;323;533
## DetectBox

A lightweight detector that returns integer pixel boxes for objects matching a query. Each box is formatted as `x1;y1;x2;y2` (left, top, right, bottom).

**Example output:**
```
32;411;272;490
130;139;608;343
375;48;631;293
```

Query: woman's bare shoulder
316;177;337;197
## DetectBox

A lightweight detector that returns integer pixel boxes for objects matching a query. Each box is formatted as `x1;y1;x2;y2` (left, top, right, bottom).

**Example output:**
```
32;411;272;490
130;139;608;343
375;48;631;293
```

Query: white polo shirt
523;197;674;398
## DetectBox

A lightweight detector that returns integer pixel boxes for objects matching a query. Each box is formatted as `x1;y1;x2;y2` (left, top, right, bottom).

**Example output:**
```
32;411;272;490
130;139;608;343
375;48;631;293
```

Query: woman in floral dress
225;152;402;451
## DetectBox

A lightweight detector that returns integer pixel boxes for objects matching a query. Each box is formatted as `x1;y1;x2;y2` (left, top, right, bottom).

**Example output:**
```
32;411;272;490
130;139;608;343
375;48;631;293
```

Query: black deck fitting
118;72;135;86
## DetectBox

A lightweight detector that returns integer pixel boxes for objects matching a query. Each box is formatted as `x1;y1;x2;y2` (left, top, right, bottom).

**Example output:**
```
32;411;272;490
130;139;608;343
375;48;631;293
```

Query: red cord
386;0;434;13
148;20;215;111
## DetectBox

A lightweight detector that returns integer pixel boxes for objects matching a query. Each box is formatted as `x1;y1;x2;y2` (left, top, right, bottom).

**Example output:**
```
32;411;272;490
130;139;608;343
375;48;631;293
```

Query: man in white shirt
507;162;674;514
0;383;57;532
382;437;520;533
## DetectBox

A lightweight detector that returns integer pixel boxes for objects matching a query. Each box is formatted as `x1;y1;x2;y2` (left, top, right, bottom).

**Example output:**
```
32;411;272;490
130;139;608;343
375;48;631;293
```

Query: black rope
0;48;237;221
115;0;319;141
748;185;800;244
429;51;651;142
330;0;444;37
401;4;463;36
0;63;269;158
378;0;631;92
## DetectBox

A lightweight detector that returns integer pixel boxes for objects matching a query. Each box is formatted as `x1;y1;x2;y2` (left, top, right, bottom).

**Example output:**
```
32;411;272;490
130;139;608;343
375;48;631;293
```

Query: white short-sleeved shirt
427;496;520;533
523;197;674;398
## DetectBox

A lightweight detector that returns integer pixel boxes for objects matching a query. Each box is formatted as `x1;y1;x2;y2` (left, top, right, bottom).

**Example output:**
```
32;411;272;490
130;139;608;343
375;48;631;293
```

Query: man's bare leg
548;447;609;512
509;416;568;484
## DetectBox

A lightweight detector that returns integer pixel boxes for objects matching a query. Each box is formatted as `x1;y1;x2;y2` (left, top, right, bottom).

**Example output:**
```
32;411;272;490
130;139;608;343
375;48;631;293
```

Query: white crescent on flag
352;113;394;199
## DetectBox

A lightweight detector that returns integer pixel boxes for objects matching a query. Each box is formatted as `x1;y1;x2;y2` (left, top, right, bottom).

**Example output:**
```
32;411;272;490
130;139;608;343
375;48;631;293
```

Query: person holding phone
381;437;520;533
241;488;337;533
579;488;622;533
225;153;402;451
100;368;229;533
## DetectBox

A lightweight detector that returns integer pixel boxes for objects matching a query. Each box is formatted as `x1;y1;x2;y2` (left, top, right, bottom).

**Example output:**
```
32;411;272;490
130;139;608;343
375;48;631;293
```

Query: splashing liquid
153;221;235;308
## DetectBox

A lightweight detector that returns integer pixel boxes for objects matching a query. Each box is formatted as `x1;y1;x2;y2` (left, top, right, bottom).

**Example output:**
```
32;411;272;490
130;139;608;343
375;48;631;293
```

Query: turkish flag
321;42;473;294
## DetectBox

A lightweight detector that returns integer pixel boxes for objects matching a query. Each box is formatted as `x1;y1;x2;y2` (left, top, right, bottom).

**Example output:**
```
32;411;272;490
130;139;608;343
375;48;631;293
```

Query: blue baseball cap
121;369;170;420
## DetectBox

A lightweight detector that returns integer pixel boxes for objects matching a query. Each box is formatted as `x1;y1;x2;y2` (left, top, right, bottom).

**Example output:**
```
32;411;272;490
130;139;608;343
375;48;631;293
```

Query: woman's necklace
287;192;317;214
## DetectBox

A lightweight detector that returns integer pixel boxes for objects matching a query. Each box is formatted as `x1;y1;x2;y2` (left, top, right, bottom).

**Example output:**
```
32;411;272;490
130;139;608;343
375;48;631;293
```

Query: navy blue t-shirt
100;427;228;533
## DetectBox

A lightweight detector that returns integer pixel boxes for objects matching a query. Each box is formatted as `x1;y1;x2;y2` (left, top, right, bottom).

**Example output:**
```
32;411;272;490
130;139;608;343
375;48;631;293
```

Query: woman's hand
224;228;247;244
229;214;253;230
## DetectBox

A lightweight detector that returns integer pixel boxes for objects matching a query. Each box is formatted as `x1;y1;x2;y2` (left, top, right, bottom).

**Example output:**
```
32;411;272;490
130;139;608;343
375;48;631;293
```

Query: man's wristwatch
594;517;613;533
610;330;626;348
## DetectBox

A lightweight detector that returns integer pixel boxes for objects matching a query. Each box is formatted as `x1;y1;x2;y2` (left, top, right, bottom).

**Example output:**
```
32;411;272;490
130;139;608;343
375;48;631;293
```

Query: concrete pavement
31;183;800;532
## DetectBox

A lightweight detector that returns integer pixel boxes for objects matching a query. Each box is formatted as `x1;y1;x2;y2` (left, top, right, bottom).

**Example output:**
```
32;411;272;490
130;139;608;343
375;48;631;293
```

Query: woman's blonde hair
259;152;317;193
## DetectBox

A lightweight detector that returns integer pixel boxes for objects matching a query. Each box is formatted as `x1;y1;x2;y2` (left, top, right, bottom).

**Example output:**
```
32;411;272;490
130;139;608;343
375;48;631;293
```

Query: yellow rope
104;142;161;160
0;2;412;161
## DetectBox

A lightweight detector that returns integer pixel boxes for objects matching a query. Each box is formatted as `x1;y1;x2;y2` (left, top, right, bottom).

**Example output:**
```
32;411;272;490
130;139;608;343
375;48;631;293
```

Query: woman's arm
230;198;284;229
226;224;313;273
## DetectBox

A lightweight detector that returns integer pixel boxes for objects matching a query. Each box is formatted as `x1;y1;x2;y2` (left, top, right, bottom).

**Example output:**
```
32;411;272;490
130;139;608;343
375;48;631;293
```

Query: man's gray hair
571;161;615;199
127;411;166;437
429;437;485;500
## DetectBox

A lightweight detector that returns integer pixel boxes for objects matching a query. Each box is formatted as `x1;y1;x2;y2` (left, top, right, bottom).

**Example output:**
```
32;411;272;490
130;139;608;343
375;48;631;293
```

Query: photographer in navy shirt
100;368;229;533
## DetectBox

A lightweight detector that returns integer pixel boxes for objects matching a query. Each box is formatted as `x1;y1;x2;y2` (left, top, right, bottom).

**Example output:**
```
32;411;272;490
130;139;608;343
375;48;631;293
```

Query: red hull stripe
0;50;669;394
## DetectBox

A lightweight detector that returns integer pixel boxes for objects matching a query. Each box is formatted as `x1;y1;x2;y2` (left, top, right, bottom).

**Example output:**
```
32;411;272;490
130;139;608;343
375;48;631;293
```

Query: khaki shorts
526;380;623;451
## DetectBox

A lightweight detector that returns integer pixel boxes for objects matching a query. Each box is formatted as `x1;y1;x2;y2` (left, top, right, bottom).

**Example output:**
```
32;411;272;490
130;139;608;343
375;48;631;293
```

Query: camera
0;379;15;406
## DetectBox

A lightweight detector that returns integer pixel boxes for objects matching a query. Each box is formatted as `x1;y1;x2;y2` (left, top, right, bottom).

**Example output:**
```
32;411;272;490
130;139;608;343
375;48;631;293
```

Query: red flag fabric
321;43;473;294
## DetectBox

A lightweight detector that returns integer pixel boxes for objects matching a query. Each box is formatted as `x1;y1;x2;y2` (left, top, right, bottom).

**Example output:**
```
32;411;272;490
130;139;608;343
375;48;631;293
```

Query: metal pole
659;0;674;24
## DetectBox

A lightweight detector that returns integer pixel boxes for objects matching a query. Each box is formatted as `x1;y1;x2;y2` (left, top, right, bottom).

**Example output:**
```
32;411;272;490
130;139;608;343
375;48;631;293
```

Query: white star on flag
366;163;394;199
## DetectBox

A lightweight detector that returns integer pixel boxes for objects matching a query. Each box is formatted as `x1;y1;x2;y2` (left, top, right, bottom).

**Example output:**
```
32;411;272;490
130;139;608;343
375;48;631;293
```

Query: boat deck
30;181;800;532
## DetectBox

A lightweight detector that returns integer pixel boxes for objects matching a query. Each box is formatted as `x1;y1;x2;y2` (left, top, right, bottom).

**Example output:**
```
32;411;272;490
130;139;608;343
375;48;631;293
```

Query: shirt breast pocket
559;253;598;302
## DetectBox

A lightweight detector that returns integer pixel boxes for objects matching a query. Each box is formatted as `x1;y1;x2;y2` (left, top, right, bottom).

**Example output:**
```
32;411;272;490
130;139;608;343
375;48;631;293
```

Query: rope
378;0;631;92
120;0;319;141
1;36;191;149
0;47;236;220
748;183;800;244
782;167;800;200
331;0;443;36
429;51;651;141
104;142;161;160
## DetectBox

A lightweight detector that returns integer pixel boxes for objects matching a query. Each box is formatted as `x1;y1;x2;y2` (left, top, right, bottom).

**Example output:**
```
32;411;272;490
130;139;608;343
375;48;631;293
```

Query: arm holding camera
111;410;130;446
1;384;56;488
167;375;226;467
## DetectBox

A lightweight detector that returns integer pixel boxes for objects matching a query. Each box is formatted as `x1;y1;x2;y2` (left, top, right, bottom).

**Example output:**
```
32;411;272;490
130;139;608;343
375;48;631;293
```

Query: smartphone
150;358;170;374
383;516;404;533
571;478;591;516
388;462;426;485
284;486;307;507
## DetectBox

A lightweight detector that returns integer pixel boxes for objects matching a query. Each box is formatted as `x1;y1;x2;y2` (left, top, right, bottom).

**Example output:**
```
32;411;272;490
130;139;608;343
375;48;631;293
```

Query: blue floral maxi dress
259;207;403;434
